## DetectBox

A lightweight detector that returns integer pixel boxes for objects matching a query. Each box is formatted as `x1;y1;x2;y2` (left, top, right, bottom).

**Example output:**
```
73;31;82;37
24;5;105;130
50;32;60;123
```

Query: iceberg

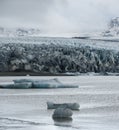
52;107;73;119
13;79;34;83
32;82;51;88
47;102;80;110
32;78;61;88
0;82;32;89
0;83;14;89
14;82;32;89
0;78;79;89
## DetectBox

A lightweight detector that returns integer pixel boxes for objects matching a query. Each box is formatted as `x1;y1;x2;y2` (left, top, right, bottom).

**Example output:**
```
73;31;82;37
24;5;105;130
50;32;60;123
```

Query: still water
0;76;119;130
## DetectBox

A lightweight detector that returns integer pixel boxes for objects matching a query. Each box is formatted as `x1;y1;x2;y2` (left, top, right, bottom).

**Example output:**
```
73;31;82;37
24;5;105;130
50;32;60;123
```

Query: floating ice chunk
32;82;50;88
13;79;34;83
47;102;80;110
14;82;32;89
1;78;79;89
0;83;14;89
0;82;32;89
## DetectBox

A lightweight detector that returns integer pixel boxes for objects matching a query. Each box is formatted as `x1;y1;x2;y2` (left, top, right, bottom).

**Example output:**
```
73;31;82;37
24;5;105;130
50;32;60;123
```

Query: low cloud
0;0;119;36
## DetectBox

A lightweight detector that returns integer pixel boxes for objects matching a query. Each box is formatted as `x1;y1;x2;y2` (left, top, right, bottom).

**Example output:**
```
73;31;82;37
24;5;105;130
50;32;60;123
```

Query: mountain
0;27;41;37
73;17;119;39
103;17;119;37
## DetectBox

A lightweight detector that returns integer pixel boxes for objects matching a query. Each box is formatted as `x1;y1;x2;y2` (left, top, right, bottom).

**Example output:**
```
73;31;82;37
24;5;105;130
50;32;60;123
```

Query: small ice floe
47;102;79;121
0;78;79;89
47;102;80;110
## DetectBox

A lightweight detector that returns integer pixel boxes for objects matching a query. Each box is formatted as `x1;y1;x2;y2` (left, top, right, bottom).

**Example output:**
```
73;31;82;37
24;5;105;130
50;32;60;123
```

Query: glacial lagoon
0;76;119;130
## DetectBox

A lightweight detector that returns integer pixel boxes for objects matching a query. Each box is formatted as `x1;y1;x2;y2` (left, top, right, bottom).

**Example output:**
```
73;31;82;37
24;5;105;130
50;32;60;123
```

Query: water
0;76;119;130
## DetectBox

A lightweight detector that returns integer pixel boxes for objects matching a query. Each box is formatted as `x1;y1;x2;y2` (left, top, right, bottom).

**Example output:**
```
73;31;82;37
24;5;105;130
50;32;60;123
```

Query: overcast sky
0;0;119;36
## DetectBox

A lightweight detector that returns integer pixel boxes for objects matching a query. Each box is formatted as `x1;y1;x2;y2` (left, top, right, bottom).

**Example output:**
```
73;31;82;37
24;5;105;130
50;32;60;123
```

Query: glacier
0;37;119;75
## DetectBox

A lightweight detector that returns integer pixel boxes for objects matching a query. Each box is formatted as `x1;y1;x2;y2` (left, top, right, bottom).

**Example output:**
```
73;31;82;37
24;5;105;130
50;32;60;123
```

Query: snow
0;27;41;37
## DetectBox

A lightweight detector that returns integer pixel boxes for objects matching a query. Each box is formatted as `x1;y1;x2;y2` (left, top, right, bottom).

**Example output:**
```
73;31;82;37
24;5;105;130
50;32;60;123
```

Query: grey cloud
0;0;119;36
0;0;56;27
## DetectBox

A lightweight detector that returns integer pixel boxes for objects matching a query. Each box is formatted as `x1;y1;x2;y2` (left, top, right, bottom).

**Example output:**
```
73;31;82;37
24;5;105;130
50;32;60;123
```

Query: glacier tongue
0;37;119;74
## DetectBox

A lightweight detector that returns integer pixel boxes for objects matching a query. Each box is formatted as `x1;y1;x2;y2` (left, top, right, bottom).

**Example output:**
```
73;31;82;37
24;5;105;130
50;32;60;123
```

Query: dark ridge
0;72;71;76
72;36;90;39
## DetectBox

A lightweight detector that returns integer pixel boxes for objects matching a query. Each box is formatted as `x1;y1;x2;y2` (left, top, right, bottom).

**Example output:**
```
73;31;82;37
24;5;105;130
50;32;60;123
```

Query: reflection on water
53;117;73;127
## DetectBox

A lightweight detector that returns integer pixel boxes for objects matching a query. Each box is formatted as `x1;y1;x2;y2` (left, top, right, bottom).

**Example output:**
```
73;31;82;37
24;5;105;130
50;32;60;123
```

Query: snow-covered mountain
1;17;119;38
103;17;119;37
0;27;41;37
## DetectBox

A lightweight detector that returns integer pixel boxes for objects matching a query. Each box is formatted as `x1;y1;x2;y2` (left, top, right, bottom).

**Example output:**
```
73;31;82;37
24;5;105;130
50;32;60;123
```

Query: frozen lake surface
0;76;119;130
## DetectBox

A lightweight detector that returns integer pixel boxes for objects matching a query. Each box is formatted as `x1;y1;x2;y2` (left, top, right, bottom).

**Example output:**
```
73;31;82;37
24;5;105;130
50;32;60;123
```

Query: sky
0;0;119;36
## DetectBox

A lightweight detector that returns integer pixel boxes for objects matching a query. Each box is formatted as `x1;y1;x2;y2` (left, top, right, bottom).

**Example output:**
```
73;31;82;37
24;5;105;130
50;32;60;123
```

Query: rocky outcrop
0;40;119;74
103;17;119;37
